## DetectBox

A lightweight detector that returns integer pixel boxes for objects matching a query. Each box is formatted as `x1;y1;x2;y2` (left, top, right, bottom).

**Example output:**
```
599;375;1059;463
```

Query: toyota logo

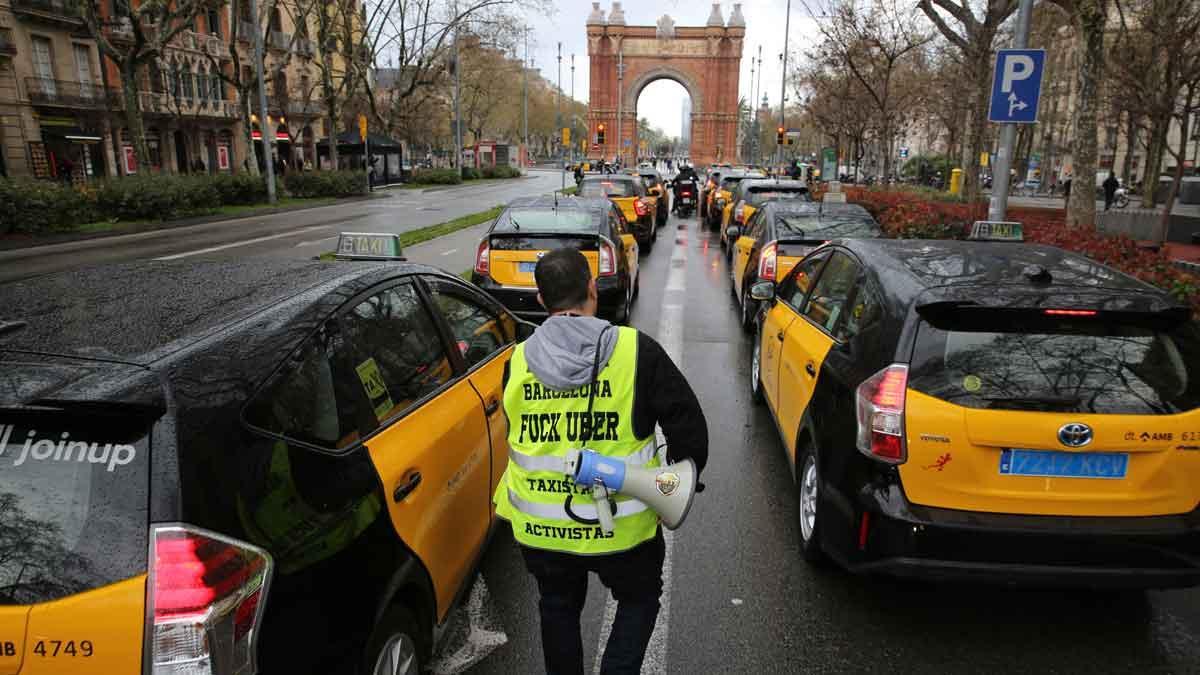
536;251;546;259
1058;423;1093;448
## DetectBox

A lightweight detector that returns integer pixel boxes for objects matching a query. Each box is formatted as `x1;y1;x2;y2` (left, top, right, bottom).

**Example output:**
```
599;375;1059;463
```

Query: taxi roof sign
335;232;405;260
969;220;1024;242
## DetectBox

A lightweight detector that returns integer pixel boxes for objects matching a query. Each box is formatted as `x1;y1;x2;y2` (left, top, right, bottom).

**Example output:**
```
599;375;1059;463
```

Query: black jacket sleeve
631;331;709;474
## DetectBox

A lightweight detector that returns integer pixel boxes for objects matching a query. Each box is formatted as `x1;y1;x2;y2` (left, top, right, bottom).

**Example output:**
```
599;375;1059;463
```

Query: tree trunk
1139;114;1168;207
1065;0;1109;228
327;107;339;169
119;62;150;171
1120;111;1136;186
961;50;992;203
242;92;260;176
1159;86;1195;241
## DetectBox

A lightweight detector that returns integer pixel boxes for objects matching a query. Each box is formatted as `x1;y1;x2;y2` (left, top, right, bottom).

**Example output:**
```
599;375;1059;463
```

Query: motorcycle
671;179;698;218
1114;186;1130;209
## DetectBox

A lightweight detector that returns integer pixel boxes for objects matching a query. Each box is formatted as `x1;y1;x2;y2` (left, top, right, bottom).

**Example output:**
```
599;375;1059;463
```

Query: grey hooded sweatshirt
523;315;619;390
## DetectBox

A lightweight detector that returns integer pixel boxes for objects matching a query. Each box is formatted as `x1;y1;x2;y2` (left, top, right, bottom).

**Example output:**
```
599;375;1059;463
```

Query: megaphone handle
592;482;615;535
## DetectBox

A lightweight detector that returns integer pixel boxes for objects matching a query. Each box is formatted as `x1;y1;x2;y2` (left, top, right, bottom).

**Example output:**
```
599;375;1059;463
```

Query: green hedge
409;168;462;185
0;179;97;234
283;170;368;198
481;165;522;179
95;174;224;221
461;167;481;180
212;173;267;205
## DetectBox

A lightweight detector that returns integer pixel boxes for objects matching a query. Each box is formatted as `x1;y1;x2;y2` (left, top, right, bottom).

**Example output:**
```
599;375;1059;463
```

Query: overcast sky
524;1;824;138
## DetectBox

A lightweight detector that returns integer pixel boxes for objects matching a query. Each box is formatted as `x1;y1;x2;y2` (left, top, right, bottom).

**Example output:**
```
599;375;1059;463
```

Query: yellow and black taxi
471;195;640;323
578;174;658;251
699;164;733;221
635;168;670;227
706;170;765;229
719;178;811;241
748;234;1200;587
729;201;880;329
0;248;528;673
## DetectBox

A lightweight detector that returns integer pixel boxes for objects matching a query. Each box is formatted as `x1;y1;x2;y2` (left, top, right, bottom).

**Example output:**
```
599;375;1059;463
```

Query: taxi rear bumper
843;488;1200;589
473;275;627;322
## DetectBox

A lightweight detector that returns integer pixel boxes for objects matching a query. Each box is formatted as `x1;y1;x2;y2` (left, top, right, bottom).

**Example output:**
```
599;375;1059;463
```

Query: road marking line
293;235;338;248
592;219;687;675
440;248;459;256
153;225;330;260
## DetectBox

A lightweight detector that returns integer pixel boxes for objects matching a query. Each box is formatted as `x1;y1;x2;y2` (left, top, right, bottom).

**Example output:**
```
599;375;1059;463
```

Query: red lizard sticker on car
924;453;952;471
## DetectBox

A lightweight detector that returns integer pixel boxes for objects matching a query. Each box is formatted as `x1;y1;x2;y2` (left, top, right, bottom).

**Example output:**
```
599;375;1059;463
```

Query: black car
728;201;881;329
749;238;1200;587
471;195;640;323
0;257;528;673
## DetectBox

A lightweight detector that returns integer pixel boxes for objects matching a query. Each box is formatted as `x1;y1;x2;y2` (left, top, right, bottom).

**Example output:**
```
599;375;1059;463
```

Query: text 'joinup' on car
471;195;641;324
747;225;1200;588
0;235;533;674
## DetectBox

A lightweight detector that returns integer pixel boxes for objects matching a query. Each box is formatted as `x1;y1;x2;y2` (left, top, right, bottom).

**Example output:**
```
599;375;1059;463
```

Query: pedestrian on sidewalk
1103;172;1120;211
494;248;708;675
1063;176;1072;207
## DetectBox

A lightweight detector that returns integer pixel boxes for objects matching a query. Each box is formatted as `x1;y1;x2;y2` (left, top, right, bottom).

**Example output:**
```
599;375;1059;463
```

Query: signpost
987;0;1039;222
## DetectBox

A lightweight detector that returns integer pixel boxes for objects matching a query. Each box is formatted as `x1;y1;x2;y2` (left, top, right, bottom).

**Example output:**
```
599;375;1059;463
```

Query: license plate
681;198;692;204
519;262;537;274
999;449;1129;479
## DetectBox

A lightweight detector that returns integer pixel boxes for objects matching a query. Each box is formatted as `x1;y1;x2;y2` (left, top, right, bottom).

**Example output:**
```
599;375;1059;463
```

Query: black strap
583;325;613;442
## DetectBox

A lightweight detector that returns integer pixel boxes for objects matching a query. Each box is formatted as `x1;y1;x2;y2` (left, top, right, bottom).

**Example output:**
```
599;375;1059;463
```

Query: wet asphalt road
462;212;1200;675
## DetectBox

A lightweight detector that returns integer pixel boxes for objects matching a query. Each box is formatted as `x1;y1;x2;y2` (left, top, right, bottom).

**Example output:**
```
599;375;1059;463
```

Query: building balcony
287;99;326;117
139;91;240;120
0;28;17;56
26;78;112;109
268;30;291;52
11;0;82;26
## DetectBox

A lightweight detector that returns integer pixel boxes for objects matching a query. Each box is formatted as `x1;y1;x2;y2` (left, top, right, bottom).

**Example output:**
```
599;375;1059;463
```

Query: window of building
207;9;221;37
31;36;55;84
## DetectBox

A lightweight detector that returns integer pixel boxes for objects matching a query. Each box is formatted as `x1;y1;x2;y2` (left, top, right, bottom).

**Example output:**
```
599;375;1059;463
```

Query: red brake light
149;525;272;674
1043;309;1096;316
474;239;490;276
598;239;617;276
757;241;778;281
735;203;745;223
634;199;649;217
855;364;909;464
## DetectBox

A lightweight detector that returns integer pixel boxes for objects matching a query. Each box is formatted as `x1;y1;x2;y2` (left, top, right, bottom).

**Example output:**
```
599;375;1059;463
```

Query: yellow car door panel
761;302;796;417
20;576;145;675
733;235;756;299
342;281;492;623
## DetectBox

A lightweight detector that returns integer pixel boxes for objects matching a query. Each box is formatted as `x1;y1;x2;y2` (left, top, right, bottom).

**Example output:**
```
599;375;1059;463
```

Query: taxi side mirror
515;319;537;341
749;280;776;303
725;225;742;240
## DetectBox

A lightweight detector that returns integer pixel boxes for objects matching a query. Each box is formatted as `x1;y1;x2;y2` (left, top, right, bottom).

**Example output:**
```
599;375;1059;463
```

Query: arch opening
634;78;692;165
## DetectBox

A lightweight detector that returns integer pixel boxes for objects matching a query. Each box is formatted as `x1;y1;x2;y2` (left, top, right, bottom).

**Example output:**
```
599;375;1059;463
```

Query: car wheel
740;290;756;333
796;441;826;564
365;606;423;675
750;328;764;405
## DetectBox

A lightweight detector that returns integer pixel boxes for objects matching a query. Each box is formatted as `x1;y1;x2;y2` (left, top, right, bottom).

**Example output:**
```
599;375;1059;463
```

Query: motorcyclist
672;164;699;213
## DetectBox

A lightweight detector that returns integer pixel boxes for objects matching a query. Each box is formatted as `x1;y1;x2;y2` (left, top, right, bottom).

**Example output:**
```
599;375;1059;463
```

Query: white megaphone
564;449;697;534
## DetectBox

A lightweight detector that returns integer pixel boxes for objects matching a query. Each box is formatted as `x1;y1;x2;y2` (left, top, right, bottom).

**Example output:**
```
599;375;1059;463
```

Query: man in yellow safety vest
494;248;708;674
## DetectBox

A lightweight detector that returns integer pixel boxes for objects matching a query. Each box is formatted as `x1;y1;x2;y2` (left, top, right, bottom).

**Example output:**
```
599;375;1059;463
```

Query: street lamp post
571;53;575;170
778;0;791;168
248;0;275;202
453;25;463;178
557;42;563;189
522;27;528;167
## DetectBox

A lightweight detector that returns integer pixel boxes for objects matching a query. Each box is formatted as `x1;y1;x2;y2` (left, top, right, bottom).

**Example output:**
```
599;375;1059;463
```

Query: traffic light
776;126;784;145
597;123;606;146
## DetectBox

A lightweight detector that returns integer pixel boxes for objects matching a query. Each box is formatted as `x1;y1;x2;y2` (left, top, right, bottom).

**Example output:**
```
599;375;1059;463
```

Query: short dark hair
535;248;591;312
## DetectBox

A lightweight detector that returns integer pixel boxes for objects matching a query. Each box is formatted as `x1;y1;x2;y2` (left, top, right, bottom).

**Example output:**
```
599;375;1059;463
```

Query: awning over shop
39;123;103;143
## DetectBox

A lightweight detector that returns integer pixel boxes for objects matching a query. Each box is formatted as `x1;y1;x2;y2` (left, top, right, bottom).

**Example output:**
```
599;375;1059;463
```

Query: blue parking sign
988;49;1045;124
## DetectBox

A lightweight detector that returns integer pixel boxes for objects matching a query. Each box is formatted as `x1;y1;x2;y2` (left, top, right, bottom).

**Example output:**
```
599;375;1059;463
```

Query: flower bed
842;186;1200;315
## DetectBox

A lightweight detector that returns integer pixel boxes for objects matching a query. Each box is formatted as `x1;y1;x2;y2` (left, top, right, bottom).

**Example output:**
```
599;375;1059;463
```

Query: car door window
803;252;860;337
340;282;455;433
610;208;626;235
778;252;829;310
747;211;766;240
426;277;514;369
840;279;882;342
245;318;367;450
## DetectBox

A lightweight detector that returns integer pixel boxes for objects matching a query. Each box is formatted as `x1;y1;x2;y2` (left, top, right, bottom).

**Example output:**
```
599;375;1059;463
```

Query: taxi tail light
734;203;745;223
855;364;909;464
474;239;490;276
148;524;273;675
598;240;617;276
757;241;778;281
1043;309;1097;317
633;199;650;218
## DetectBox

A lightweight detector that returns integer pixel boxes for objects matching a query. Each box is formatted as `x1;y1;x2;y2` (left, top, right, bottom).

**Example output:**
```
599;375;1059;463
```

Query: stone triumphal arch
586;2;745;165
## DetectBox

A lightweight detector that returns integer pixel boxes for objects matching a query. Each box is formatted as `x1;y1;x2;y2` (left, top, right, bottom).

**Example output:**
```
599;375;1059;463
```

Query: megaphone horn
566;449;697;530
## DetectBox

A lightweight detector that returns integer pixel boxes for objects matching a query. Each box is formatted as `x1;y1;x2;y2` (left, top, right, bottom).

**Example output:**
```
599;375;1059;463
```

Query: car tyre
796;440;827;565
740;289;756;333
365;605;423;675
750;327;765;405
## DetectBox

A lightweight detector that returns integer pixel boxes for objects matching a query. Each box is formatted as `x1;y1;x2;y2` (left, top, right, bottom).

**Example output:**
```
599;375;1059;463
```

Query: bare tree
1049;0;1110;228
802;0;933;179
917;0;1019;202
80;0;216;169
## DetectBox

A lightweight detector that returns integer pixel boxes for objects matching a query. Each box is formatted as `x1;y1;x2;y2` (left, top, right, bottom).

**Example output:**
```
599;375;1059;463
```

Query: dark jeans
519;530;665;675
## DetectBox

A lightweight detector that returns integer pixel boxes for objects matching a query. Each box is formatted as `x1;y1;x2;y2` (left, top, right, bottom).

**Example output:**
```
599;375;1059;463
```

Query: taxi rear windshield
0;409;151;604
580;181;636;198
749;189;808;202
495;209;594;233
908;320;1200;414
776;216;881;240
